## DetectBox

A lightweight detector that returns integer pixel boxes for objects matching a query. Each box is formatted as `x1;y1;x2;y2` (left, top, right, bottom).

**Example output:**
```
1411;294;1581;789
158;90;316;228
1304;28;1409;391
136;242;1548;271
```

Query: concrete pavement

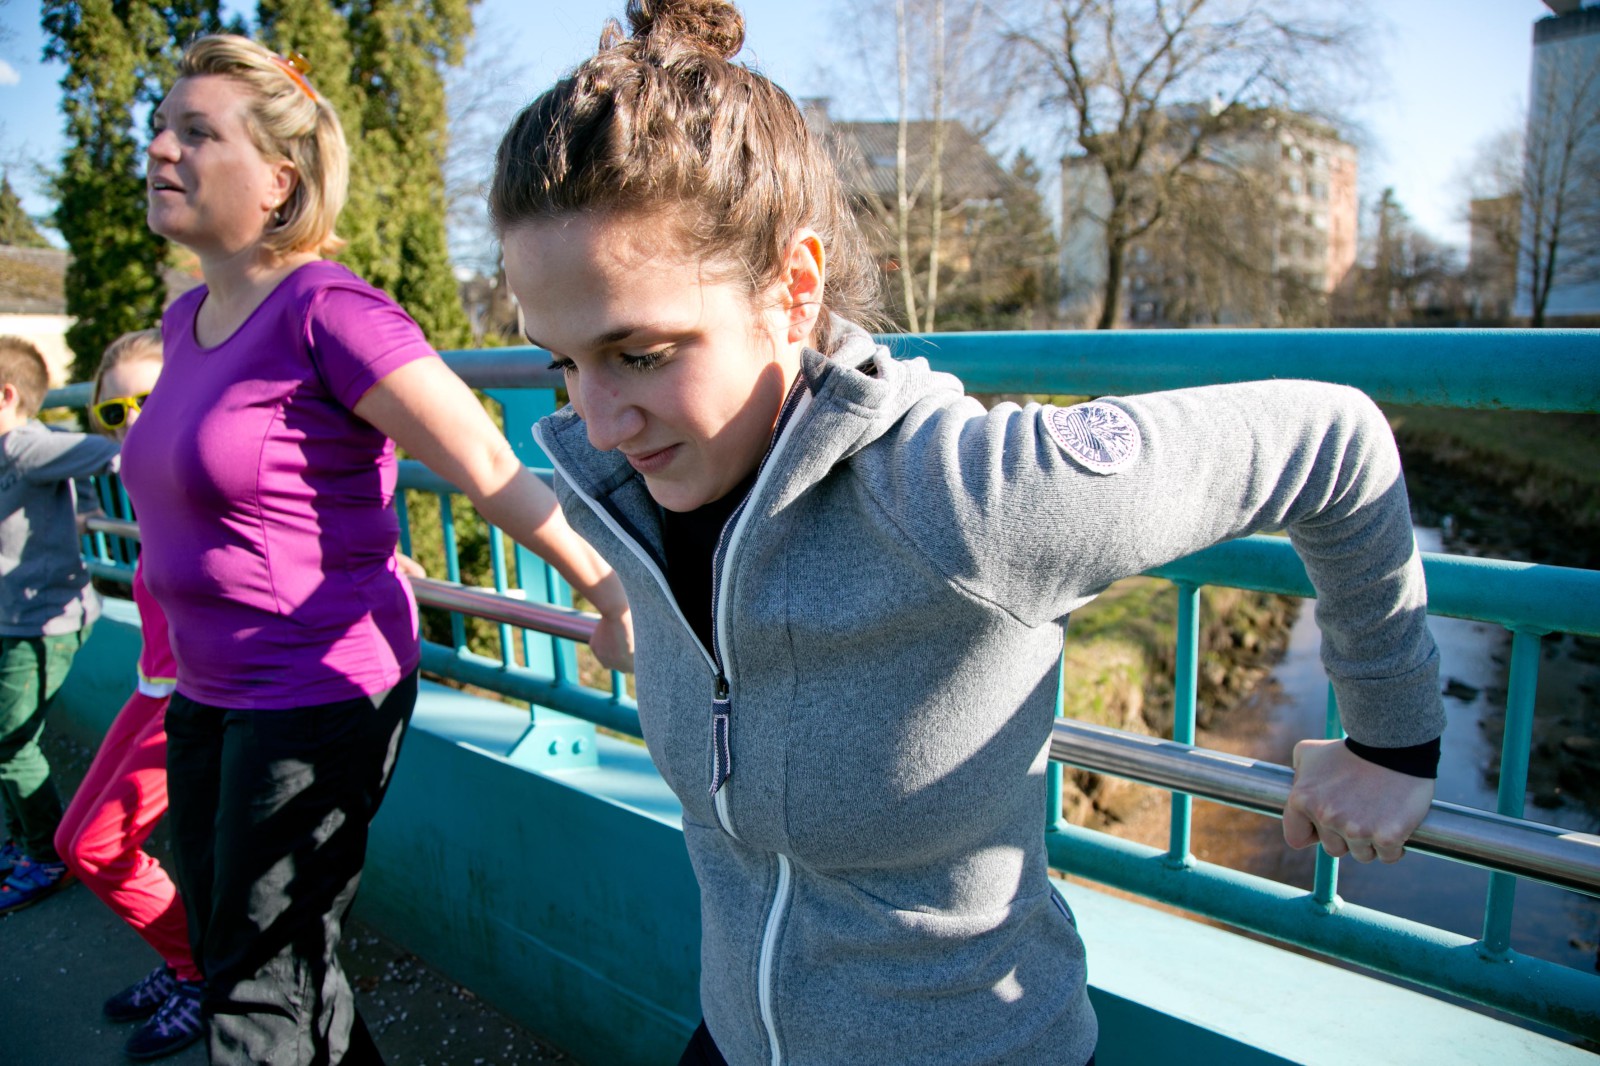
0;725;575;1065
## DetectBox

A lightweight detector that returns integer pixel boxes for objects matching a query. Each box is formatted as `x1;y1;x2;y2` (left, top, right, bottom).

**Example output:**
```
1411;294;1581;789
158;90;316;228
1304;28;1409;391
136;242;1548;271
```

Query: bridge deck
14;598;1591;1065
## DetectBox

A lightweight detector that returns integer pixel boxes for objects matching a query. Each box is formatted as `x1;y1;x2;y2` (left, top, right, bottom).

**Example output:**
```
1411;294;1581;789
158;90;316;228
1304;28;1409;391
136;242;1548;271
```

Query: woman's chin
645;478;712;514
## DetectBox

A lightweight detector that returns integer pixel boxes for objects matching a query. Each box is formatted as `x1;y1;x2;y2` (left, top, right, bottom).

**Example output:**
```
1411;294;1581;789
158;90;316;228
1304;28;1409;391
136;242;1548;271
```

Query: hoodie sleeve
857;378;1442;749
10;423;121;483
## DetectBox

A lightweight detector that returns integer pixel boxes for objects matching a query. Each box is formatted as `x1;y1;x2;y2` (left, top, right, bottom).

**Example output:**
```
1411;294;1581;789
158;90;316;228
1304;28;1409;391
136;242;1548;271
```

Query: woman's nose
574;377;644;453
147;128;179;162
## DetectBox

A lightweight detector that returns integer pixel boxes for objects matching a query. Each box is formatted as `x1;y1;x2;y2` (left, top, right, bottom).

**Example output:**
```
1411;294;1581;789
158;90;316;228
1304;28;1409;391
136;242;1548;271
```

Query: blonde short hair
179;34;350;257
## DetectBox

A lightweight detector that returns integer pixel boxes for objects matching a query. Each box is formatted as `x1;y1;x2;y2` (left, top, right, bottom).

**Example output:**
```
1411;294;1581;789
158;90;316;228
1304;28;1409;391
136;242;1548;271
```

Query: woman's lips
625;444;679;475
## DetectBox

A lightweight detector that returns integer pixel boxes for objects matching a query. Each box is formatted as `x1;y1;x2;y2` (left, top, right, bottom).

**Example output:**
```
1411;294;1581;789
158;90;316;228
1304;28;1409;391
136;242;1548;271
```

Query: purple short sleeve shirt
120;261;433;708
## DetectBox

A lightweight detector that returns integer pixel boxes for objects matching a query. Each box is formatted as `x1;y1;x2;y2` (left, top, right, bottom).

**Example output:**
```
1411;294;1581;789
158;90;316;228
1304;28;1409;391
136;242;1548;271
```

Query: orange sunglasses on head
92;391;151;429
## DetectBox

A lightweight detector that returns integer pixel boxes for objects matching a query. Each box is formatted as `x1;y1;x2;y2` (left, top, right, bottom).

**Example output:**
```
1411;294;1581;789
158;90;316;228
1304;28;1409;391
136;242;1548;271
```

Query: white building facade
1514;2;1600;323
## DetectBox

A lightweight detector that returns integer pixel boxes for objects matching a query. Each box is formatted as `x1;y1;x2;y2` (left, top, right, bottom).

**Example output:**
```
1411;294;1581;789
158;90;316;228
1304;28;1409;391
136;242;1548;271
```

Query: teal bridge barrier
53;327;1600;1061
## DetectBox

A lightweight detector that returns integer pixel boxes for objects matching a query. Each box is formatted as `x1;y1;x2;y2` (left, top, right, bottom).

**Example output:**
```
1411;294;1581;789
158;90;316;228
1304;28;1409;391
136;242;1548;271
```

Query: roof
0;243;205;316
0;245;68;314
808;108;1015;206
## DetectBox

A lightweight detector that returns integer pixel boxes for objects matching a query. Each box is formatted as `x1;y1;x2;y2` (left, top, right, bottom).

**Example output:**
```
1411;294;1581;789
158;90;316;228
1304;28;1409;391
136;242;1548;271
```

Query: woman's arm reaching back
354;356;633;673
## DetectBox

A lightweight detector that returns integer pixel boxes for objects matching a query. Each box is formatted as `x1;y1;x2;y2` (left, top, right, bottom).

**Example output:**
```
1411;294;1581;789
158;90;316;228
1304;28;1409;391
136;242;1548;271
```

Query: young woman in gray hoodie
491;2;1444;1063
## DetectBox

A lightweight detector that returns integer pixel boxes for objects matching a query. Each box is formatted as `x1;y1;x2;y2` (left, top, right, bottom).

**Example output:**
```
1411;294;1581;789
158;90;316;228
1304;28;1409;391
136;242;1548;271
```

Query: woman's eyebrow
522;323;655;352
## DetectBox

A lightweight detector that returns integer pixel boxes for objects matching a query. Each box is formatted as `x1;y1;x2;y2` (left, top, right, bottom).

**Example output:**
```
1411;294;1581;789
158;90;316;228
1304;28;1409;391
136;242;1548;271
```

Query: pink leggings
55;692;200;982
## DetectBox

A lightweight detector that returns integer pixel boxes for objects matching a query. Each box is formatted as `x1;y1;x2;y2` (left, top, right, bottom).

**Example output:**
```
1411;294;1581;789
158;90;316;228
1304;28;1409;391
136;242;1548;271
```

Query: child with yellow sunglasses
57;329;207;1060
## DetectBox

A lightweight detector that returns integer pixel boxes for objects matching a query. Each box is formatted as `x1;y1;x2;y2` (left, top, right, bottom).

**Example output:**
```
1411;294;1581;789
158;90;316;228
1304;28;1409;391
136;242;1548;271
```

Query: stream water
1176;528;1600;972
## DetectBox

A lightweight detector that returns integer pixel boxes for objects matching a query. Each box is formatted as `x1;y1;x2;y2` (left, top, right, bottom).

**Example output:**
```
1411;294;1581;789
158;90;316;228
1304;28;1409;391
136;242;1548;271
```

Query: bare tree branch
993;0;1369;327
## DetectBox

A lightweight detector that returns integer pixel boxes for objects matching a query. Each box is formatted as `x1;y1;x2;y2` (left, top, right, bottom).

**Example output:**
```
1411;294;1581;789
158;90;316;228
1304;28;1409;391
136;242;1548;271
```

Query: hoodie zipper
700;379;811;833
535;379;812;1066
533;378;813;838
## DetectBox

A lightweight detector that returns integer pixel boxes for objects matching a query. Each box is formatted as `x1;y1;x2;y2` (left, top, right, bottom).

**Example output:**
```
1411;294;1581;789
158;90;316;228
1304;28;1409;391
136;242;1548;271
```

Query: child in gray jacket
0;336;120;914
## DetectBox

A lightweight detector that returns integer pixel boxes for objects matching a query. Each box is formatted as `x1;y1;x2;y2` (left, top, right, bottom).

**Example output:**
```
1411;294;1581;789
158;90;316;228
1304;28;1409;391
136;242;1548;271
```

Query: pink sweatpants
55;691;200;982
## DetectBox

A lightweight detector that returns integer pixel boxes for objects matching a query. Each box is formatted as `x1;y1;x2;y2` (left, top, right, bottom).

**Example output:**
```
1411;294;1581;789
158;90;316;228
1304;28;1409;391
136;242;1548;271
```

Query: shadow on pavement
0;724;573;1065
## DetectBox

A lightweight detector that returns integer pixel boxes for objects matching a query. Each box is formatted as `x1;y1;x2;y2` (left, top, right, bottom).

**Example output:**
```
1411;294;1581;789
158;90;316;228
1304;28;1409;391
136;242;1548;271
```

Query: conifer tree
261;0;472;348
42;0;218;379
0;174;49;248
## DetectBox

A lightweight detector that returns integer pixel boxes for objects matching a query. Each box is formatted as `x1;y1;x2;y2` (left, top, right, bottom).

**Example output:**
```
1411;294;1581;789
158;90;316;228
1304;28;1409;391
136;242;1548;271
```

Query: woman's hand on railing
1282;738;1436;864
589;601;635;675
394;550;427;579
77;506;107;537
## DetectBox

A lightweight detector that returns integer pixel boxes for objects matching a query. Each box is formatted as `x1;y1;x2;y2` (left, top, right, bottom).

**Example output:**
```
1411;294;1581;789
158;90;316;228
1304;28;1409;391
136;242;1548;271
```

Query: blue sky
0;0;1561;249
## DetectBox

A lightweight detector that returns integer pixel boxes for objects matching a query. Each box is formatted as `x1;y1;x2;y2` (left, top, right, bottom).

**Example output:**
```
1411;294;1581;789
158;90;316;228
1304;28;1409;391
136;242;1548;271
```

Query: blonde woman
121;35;632;1064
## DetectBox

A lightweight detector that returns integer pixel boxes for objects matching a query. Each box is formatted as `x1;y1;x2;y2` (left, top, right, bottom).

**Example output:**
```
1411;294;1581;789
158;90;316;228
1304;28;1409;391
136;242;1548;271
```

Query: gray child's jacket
535;323;1443;1066
0;419;120;637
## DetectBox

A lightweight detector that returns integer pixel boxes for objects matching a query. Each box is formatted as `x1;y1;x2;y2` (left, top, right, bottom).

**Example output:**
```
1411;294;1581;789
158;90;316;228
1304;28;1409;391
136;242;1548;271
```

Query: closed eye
620;347;672;371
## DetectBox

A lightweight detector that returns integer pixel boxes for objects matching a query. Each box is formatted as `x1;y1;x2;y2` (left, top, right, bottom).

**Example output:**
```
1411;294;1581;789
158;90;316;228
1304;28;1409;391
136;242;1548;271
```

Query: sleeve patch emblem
1046;401;1142;474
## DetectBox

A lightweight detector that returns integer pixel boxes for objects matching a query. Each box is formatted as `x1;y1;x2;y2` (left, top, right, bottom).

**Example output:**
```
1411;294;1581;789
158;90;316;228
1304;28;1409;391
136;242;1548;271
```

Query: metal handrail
86;516;1599;900
85;516;601;646
42;328;1600;417
408;576;597;644
422;329;1600;413
1051;720;1600;897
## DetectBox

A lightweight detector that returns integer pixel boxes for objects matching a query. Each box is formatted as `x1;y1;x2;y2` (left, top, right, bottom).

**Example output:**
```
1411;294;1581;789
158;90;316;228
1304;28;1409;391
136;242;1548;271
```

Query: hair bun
626;0;745;60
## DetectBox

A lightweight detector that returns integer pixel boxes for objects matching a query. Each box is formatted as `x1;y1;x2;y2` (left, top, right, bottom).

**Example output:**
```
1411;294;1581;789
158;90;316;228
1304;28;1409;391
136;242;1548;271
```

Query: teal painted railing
57;327;1600;1043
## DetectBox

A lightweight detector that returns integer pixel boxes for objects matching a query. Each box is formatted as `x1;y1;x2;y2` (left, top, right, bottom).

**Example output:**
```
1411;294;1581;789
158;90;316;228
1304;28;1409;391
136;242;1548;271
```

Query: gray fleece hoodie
534;323;1443;1066
0;420;120;637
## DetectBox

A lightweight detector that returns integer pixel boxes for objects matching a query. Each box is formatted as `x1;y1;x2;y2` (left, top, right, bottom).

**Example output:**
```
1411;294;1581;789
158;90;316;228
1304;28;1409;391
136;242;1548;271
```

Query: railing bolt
571;740;586;755
548;738;563;756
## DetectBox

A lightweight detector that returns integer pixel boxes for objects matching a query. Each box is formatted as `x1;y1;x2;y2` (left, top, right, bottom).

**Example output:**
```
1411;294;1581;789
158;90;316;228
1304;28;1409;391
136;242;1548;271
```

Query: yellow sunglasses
92;391;151;429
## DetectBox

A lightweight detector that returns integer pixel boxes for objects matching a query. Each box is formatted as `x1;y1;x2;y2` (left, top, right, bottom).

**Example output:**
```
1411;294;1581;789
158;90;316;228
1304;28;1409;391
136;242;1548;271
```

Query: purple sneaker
0;855;73;914
0;839;23;879
124;979;205;1060
105;964;180;1023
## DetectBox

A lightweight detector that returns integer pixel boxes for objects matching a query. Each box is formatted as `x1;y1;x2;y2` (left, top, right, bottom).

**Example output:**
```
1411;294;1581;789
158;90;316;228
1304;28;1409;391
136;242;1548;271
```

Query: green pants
0;627;88;863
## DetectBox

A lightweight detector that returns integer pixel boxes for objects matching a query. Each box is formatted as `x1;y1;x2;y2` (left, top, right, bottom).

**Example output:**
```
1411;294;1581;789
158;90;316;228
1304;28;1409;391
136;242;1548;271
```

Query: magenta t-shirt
121;261;433;709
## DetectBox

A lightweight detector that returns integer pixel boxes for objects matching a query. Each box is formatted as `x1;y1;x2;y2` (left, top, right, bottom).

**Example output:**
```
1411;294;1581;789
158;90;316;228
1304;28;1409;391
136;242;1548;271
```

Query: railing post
394;493;413;558
437;493;468;652
1047;654;1067;835
486;387;597;772
1312;682;1343;912
1167;582;1200;868
1479;627;1545;959
489;526;516;669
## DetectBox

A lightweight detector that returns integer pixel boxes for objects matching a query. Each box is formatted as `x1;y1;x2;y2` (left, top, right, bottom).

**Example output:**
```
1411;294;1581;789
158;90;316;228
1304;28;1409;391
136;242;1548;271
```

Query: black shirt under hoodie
661;470;758;658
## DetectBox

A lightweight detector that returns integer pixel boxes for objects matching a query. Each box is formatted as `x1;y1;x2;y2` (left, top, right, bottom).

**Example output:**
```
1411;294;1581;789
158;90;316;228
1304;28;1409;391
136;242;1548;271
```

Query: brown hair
0;336;51;419
90;329;164;434
489;0;882;352
178;35;350;257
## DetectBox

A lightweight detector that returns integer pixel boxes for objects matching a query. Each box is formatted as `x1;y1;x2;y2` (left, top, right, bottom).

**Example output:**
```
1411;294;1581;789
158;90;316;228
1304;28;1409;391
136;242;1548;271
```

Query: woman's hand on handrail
353;356;635;673
1282;738;1435;864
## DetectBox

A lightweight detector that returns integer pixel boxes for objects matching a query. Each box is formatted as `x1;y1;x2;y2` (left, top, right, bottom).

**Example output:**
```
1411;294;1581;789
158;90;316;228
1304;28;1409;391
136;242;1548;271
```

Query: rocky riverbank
1058;579;1299;827
1060;409;1600;831
1388;409;1600;570
1391;416;1600;825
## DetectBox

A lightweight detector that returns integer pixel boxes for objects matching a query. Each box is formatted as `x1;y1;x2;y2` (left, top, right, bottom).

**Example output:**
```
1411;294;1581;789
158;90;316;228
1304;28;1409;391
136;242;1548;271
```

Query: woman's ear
267;160;299;219
781;229;826;346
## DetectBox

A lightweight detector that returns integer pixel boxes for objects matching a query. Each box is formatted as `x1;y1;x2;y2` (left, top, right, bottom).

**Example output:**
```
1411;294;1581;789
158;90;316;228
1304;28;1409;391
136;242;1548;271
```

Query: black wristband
1344;736;1441;779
